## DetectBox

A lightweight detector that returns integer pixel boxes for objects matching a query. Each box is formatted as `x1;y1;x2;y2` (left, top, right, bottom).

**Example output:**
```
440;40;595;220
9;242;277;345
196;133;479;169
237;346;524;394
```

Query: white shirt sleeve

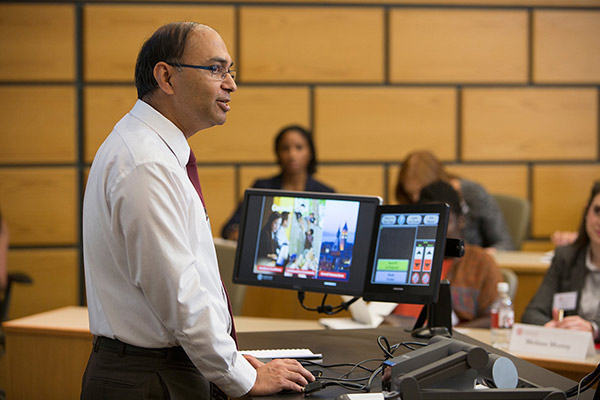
110;162;256;396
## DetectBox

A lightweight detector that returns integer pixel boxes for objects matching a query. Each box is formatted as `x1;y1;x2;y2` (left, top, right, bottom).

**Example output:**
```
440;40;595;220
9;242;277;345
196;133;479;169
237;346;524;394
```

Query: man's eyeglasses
167;62;236;81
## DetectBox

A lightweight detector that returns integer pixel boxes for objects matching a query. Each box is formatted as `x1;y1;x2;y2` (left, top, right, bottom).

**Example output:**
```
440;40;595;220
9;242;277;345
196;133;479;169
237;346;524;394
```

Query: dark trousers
81;337;227;400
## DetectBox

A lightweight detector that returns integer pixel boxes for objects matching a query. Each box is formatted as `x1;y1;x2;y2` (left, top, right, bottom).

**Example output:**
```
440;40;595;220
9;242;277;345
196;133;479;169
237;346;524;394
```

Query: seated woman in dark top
522;180;600;340
221;125;334;239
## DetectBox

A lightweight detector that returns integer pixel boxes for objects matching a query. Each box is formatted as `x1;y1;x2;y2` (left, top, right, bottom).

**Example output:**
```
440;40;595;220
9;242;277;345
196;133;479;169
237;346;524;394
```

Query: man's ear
153;62;175;95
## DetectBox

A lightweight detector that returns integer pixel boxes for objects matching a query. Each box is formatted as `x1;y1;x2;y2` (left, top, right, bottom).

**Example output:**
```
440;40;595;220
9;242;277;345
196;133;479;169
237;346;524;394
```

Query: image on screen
253;195;359;283
363;204;449;305
233;189;381;296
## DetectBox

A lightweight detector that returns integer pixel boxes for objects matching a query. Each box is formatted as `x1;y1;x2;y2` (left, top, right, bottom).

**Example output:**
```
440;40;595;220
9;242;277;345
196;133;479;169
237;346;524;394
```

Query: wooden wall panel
238;166;280;198
534;10;600;83
446;165;529;199
462;88;598;161
315;87;456;161
6;249;79;319
386;165;401;204
1;1;600;324
197;166;236;238
240;7;384;83
521;240;554;252
241;286;349;320
315;166;385;198
84;5;235;81
0;168;77;246
84;86;137;162
0;87;76;164
390;9;528;83
189;87;310;162
532;165;600;237
0;4;75;81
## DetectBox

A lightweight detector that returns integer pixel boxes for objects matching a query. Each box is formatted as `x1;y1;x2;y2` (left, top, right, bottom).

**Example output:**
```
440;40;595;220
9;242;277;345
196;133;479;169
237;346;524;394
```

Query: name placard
509;323;595;360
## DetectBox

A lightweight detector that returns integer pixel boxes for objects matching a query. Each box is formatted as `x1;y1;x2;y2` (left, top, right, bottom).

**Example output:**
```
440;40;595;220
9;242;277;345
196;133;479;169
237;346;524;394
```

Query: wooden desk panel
1;307;323;399
3;307;91;400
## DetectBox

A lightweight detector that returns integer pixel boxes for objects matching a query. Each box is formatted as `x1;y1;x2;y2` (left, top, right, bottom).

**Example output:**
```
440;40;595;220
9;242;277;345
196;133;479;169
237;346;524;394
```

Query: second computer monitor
362;203;450;305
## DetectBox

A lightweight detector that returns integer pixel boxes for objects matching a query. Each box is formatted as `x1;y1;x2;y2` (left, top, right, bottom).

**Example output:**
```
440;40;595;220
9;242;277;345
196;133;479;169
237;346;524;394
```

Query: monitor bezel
362;203;450;305
232;188;382;296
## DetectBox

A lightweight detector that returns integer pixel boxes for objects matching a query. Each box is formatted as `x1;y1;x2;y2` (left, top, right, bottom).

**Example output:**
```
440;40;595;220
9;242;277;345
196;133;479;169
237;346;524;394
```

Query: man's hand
545;315;593;332
550;231;578;247
243;354;315;395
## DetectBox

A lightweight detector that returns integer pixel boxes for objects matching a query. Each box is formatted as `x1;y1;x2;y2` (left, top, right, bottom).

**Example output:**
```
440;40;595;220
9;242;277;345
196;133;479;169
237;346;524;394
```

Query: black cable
303;335;427;395
378;336;395;358
377;336;426;359
296;291;360;315
565;364;600;398
300;359;377;373
339;358;384;378
565;363;600;396
366;365;384;391
398;341;428;351
321;293;328;311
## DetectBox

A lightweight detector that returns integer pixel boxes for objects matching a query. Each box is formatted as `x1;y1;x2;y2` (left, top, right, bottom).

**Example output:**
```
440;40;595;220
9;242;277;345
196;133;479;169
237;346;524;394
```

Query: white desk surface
492;250;552;273
2;306;323;336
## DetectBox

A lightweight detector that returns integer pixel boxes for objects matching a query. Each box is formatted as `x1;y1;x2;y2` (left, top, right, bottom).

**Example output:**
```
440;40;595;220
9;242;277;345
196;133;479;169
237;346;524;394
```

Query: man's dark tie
186;149;238;346
186;150;208;218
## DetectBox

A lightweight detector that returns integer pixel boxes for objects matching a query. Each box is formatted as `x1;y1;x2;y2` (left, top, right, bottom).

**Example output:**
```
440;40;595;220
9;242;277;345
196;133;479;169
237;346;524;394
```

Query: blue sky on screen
321;200;359;243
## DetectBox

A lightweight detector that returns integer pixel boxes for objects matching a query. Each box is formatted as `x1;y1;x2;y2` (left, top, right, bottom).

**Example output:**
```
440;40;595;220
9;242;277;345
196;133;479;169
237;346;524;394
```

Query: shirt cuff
214;351;257;398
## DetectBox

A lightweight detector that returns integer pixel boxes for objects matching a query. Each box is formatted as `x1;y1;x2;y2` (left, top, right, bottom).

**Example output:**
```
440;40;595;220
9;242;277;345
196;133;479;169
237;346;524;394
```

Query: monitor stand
411;280;452;339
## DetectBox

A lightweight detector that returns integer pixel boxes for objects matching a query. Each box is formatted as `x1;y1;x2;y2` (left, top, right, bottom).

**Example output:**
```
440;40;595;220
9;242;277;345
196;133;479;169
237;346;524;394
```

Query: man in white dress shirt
81;22;314;399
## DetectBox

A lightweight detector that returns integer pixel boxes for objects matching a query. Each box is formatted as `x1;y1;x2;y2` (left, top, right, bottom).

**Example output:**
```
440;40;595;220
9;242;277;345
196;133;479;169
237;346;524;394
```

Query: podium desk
3;307;592;400
239;326;594;400
1;306;323;400
492;251;551;321
456;327;600;384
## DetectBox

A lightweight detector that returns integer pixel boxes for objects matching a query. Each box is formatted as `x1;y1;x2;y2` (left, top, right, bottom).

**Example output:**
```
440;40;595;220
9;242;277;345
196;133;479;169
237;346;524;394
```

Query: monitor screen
233;189;382;296
362;203;450;305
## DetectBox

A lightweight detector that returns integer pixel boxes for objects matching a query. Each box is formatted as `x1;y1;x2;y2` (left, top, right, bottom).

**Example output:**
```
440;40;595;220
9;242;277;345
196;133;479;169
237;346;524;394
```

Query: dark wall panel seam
76;2;86;306
456;86;462;162
528;8;534;84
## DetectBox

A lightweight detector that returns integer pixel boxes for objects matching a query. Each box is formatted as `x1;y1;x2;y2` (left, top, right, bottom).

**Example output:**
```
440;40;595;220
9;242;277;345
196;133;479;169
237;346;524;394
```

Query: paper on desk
542;250;555;263
510;323;595;360
319;316;383;330
319;297;397;329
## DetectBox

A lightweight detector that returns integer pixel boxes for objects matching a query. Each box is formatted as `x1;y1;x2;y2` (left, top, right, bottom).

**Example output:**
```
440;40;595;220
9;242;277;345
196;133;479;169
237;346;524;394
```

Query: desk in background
1;306;322;400
493;250;551;321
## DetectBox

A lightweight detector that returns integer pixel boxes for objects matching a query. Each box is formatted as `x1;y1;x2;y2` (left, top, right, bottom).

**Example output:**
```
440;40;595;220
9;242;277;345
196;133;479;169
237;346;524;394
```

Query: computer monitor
232;189;382;296
362;203;450;305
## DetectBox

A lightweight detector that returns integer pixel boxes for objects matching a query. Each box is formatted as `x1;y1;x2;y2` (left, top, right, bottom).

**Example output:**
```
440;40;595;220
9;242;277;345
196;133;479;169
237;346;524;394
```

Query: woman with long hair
394;150;514;251
522;181;600;337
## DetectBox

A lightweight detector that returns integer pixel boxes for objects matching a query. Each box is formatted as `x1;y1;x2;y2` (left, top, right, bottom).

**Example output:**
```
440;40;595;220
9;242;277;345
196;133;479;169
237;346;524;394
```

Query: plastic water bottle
490;281;514;350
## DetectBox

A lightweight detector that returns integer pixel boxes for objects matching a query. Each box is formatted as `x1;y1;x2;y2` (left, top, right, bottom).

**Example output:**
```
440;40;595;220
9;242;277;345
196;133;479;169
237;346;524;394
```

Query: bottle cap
497;281;509;293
